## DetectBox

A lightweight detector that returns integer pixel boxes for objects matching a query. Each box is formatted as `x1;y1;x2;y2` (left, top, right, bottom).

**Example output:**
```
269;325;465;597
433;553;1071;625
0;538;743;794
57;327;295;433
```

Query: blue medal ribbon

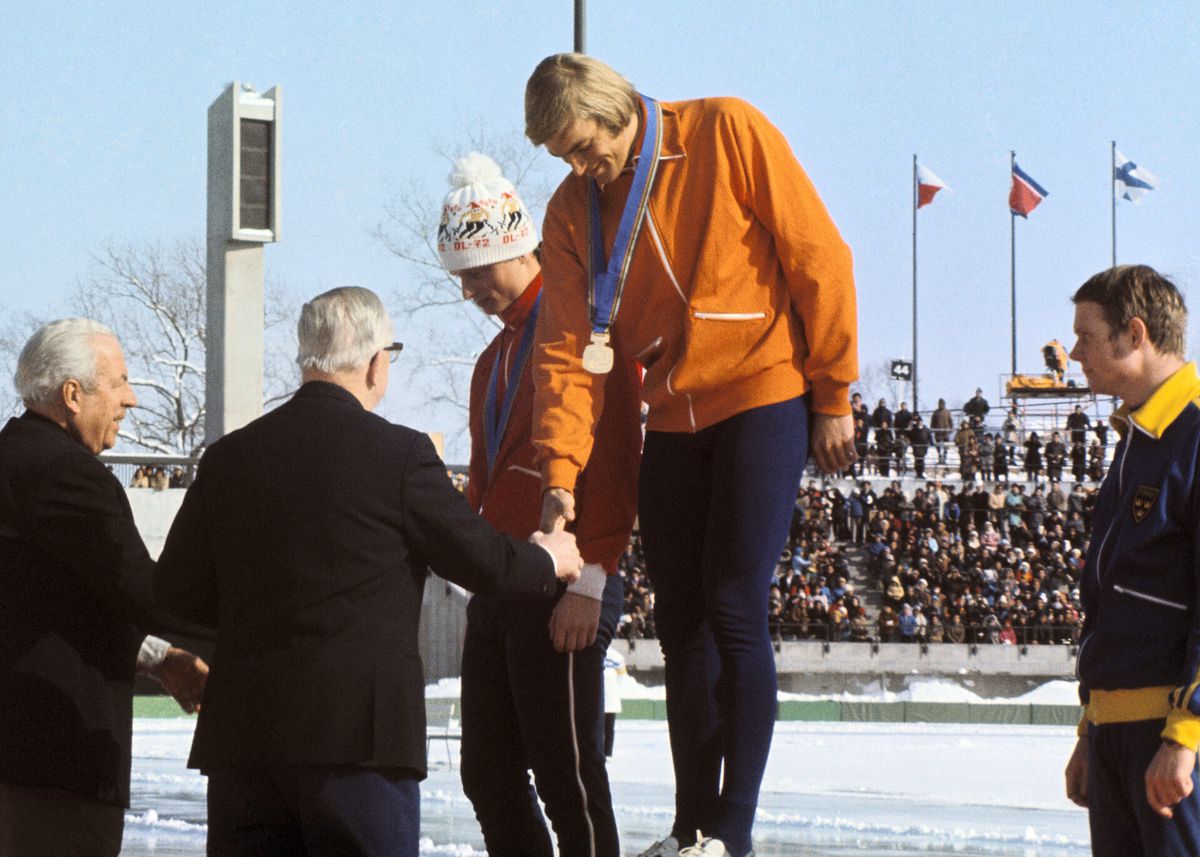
587;94;663;340
484;294;541;477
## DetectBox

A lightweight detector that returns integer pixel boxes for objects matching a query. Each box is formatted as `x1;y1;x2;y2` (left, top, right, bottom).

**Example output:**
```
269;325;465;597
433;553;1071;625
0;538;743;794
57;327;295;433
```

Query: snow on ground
426;673;1083;705
122;679;1089;856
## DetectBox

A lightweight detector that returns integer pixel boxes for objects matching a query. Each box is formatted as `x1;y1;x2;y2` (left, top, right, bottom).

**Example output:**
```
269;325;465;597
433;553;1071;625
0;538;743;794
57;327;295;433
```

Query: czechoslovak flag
1009;162;1048;218
1114;150;1158;203
916;163;948;209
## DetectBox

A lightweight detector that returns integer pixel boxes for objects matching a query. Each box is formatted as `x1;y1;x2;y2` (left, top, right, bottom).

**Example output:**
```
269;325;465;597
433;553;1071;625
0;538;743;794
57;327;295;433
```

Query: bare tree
373;127;557;447
854;360;913;413
68;240;295;456
0;308;40;419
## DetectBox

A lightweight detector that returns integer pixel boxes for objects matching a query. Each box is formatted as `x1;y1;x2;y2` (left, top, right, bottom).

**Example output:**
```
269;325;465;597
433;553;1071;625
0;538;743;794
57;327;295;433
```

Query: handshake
527;487;583;584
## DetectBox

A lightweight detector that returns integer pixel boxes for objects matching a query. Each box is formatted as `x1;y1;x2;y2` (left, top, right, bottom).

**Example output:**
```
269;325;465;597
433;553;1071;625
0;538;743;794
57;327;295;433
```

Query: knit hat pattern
437;152;537;273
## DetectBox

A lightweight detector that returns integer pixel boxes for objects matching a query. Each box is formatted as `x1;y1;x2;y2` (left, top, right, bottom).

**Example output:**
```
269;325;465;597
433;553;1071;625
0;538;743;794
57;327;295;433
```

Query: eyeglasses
384;342;404;364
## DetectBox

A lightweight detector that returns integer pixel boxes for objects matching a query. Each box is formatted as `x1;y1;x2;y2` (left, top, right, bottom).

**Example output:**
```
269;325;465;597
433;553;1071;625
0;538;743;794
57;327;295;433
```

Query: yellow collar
1111;361;1200;439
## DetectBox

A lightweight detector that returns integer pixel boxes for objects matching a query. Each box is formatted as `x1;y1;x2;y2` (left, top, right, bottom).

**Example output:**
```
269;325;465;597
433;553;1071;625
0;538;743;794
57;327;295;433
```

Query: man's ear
61;379;84;416
1127;317;1149;350
365;350;385;391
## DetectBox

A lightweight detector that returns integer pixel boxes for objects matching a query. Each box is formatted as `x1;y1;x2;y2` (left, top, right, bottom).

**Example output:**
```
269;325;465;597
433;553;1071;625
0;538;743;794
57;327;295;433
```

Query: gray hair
296;287;393;373
14;318;117;407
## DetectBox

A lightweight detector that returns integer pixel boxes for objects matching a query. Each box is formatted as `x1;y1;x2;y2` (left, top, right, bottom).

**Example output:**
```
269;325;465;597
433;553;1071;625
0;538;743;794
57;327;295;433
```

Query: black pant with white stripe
460;575;622;857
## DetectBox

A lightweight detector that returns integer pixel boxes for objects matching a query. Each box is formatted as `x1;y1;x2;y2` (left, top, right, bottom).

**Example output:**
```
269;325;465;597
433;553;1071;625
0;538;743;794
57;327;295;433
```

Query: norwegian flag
1009;162;1049;218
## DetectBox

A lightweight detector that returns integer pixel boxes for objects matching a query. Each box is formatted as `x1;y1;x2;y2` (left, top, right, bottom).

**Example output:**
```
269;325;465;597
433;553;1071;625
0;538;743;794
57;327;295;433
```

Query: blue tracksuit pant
639;396;808;856
460;574;623;857
1088;720;1200;856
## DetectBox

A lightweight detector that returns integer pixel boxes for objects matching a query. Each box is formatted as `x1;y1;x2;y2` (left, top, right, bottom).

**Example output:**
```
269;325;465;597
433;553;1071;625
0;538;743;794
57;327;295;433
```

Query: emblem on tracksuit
1132;485;1160;524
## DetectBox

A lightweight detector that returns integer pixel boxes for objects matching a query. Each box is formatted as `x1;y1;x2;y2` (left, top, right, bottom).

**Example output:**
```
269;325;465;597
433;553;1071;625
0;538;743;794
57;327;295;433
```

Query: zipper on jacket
692;311;767;321
1074;634;1091;681
645;212;688;306
635;336;664;362
1112;584;1188;611
1094;434;1132;587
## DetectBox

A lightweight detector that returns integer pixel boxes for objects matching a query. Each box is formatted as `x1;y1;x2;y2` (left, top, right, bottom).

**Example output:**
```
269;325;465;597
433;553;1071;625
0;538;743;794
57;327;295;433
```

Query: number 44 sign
890;360;913;381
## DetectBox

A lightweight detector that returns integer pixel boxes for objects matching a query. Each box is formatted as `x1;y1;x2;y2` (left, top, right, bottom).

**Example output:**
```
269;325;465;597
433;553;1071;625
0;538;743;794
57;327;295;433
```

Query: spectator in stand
979;432;996;481
908;414;931;478
871;398;893;431
851;393;870;476
877;604;898;642
1002;404;1022;465
893;422;910;475
963;387;990;429
168;466;186;488
149;466;169;492
946;613;967;643
893;401;913;432
1088;437;1106;481
993;437;1009;482
1024;431;1044;482
1070;440;1087;482
931;398;953;465
1006;484;1026;533
848;486;866;546
898;603;918;642
1025;485;1047;532
874;419;894;477
1045;431;1067;483
1066;404;1091;446
958;423;979;482
989;484;1009;533
130;466;150;488
927;614;945;643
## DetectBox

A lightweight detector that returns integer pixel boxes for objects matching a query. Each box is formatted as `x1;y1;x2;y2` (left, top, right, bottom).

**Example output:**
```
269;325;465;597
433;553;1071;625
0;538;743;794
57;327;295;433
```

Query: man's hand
530;529;583;584
549;592;602;652
1064;735;1088;808
810;413;857;474
540;488;576;533
150;647;209;714
1146;739;1198;817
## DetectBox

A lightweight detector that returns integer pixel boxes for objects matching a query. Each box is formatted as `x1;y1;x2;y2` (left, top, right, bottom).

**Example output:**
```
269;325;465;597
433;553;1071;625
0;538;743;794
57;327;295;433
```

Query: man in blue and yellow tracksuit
1066;264;1200;856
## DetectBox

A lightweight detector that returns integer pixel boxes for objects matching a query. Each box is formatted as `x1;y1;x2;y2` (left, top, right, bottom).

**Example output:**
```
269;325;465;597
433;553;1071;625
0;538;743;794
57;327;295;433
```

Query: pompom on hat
436;152;537;273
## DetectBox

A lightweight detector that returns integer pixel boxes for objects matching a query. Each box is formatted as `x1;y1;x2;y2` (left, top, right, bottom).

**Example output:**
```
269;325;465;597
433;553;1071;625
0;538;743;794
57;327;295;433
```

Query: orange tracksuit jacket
467;275;642;573
533;96;858;494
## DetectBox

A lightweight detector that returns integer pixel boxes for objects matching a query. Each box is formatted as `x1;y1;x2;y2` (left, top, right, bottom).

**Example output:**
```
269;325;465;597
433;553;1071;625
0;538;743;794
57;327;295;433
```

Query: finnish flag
1114;150;1159;204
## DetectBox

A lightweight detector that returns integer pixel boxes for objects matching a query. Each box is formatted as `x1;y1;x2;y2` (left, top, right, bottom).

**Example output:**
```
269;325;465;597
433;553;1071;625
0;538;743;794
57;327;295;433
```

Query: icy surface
123;684;1089;856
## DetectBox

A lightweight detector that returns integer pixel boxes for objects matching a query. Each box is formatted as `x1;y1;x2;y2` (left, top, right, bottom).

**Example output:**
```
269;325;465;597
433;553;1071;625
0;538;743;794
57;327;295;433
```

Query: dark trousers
460;574;622;857
206;765;419;856
639;396;808;857
1088;720;1200;857
0;781;123;857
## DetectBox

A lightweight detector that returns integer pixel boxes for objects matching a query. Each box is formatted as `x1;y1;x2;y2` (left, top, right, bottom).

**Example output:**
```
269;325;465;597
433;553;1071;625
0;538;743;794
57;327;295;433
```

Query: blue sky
2;1;1197;459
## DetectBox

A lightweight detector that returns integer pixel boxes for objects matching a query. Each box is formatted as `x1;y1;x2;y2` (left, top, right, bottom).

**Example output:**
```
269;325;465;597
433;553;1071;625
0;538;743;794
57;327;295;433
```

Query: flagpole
912;154;919;414
1111;140;1117;268
1010;150;1017;378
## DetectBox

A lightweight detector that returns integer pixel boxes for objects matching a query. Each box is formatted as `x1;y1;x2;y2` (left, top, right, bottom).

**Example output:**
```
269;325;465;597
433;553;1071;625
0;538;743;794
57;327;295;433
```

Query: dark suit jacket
155;381;558;777
0;412;196;806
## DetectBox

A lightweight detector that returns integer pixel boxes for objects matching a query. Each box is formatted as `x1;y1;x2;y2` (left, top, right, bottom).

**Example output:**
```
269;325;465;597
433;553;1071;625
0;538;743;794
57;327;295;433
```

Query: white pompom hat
436;152;537;273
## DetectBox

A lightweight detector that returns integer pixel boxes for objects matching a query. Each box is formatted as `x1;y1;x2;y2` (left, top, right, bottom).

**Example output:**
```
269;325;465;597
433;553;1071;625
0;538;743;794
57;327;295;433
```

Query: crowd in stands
129;465;189;490
851;392;1108;484
612;390;1110;645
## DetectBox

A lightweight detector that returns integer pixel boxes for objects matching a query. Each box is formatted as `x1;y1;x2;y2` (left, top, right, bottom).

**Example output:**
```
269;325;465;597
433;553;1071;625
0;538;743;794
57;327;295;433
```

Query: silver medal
582;334;614;374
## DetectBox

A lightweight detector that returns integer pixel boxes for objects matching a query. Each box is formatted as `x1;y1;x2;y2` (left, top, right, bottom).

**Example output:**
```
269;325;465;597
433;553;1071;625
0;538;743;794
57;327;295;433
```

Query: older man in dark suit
155;286;583;855
0;319;209;856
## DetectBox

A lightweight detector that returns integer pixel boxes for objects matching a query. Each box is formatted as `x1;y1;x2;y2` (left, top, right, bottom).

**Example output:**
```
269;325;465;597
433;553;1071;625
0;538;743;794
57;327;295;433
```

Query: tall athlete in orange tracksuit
525;54;859;857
